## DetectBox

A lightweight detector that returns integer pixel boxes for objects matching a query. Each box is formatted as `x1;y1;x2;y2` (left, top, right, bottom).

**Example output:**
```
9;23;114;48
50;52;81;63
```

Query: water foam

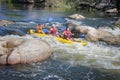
1;33;120;70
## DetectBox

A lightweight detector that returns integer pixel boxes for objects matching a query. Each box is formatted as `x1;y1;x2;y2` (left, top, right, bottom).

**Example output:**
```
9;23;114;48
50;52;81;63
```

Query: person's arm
70;31;74;35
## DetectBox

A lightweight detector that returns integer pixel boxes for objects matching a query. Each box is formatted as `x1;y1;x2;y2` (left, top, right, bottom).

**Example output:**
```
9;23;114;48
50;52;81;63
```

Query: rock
68;23;99;41
68;14;85;20
18;0;35;3
0;20;15;26
85;29;120;44
105;8;118;13
68;22;120;44
97;29;113;39
68;23;95;34
0;38;53;65
115;19;120;28
101;35;120;45
7;53;20;65
86;29;99;41
0;55;7;65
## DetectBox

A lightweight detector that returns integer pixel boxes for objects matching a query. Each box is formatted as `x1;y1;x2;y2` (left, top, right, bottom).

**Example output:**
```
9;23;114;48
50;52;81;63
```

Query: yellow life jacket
37;29;43;34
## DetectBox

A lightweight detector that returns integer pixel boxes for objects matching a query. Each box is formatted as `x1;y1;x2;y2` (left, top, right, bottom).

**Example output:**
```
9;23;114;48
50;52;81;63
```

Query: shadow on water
0;58;120;80
0;27;25;36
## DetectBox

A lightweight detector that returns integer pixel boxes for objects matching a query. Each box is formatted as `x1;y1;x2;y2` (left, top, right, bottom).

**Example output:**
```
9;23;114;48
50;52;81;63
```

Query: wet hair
66;26;69;30
52;24;55;27
38;24;41;25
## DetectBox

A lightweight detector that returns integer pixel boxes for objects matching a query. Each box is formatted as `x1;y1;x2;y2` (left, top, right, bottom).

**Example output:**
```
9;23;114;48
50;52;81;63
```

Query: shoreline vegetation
2;0;120;13
0;0;120;13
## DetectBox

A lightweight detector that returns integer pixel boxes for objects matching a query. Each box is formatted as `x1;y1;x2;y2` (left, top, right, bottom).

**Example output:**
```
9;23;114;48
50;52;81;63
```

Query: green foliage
4;0;97;8
6;0;17;3
6;0;12;3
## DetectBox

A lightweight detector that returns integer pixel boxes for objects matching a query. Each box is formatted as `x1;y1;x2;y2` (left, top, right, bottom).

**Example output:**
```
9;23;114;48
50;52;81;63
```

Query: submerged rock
0;38;52;65
0;20;15;26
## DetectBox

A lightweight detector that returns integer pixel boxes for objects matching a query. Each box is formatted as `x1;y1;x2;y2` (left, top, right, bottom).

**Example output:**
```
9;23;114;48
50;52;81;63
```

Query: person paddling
36;24;44;34
49;24;58;36
62;27;73;40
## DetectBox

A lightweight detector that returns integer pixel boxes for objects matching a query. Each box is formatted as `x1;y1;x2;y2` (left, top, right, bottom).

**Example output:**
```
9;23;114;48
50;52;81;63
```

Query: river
0;2;120;80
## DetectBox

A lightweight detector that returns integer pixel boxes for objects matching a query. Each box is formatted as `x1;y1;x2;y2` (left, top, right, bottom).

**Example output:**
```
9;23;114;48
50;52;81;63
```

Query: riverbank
3;0;119;14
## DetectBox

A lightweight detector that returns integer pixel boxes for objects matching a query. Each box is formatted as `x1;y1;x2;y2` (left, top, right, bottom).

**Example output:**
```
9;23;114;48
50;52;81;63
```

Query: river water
0;2;120;80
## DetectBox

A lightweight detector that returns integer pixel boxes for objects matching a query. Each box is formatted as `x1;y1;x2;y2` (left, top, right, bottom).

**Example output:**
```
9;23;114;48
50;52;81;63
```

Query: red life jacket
50;27;57;35
63;30;71;36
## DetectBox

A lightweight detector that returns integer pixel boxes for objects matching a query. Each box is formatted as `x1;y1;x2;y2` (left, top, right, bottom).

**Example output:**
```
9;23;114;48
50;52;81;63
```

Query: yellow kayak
73;39;87;46
80;41;87;46
57;37;87;46
56;37;73;44
29;29;47;37
29;29;87;46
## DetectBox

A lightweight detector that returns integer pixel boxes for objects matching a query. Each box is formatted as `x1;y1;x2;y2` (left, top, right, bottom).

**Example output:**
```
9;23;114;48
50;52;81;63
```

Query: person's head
38;24;41;26
38;24;43;27
66;26;69;30
52;24;56;28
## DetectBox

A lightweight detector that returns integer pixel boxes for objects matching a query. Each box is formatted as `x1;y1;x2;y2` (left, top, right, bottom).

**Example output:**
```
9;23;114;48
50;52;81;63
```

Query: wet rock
0;20;15;26
97;29;113;39
0;38;53;65
68;14;85;20
0;55;8;65
101;35;120;45
105;8;118;13
115;19;120;28
87;29;120;44
68;23;98;41
86;29;99;41
68;22;120;44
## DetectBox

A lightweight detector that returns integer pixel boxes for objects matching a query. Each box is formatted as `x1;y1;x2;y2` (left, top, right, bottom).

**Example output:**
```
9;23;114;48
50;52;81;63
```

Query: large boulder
68;22;120;44
68;14;85;20
85;28;120;44
97;29;113;39
86;29;99;41
68;23;99;41
0;38;52;65
101;35;120;45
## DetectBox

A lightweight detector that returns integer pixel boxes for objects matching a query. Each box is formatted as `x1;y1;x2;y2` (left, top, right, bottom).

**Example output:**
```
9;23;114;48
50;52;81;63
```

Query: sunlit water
0;2;120;80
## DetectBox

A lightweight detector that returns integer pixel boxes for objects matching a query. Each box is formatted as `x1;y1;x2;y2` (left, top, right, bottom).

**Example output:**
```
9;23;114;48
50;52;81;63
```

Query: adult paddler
49;24;58;36
36;24;44;34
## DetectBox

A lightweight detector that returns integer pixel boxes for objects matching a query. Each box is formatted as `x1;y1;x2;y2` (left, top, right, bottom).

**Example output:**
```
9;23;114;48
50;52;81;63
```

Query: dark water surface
0;2;120;80
0;59;120;80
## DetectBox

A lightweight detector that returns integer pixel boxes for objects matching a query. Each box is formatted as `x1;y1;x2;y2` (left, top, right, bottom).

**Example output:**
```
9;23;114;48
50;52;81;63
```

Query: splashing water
23;32;120;70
